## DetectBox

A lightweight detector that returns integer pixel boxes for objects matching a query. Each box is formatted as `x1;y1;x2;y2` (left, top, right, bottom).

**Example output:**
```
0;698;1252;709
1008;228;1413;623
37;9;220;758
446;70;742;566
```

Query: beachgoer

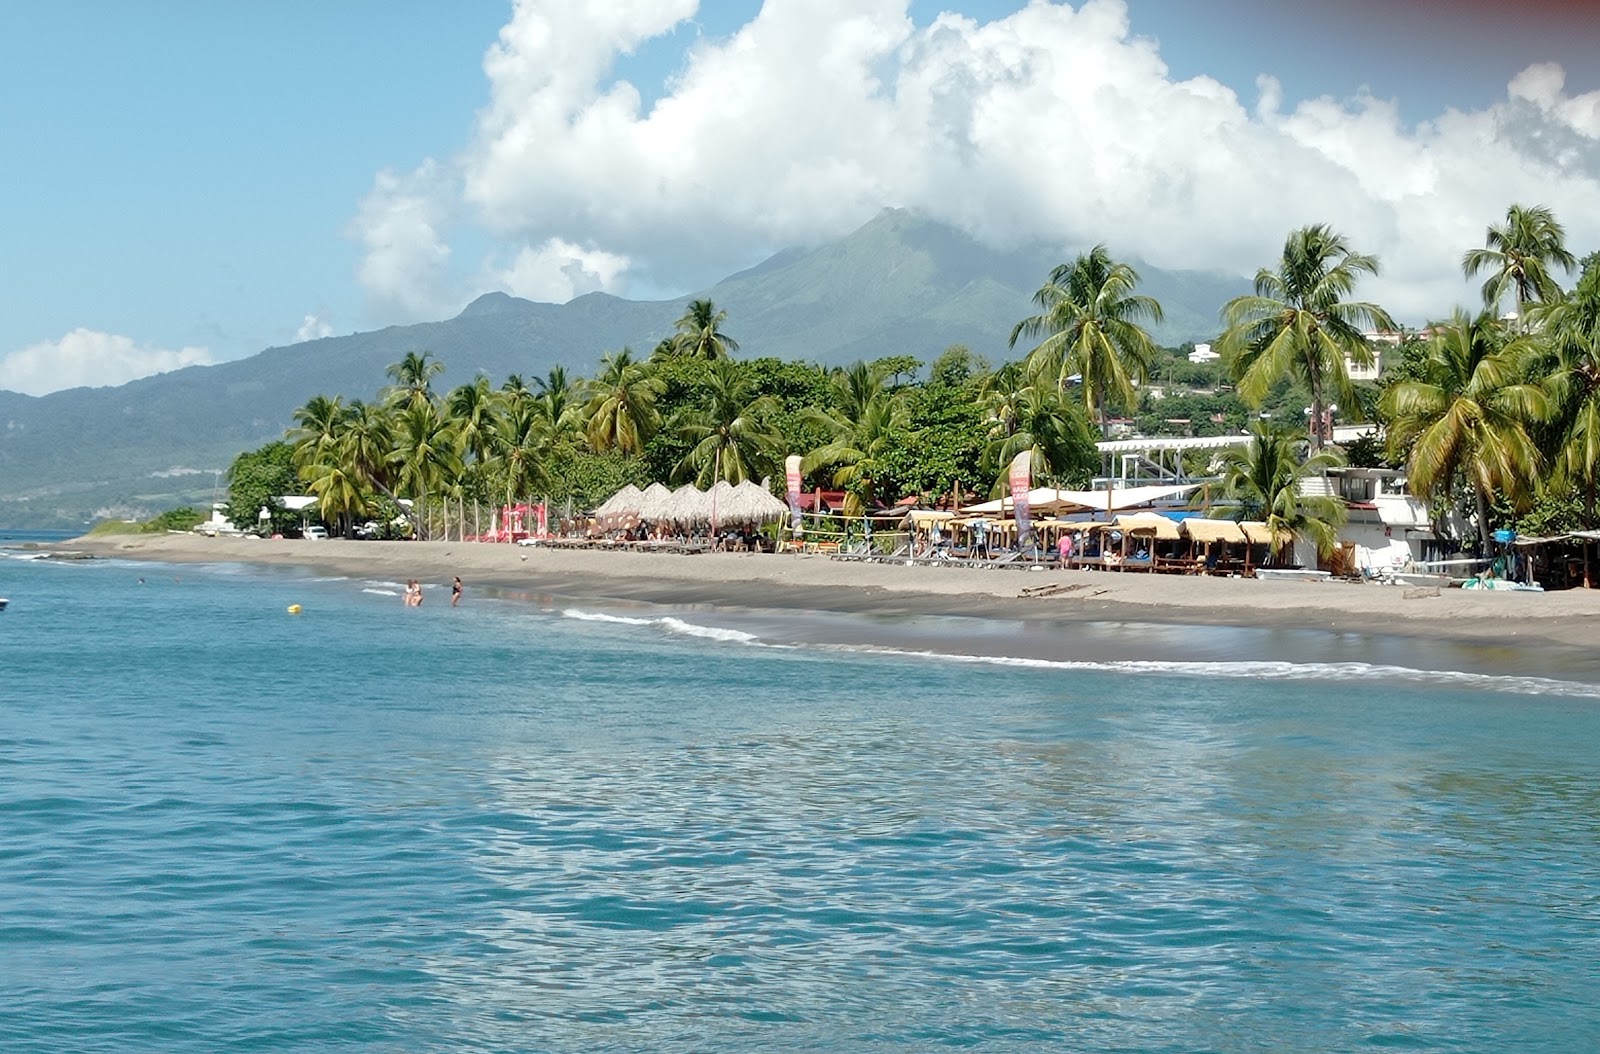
451;576;462;607
1058;532;1074;565
404;579;422;607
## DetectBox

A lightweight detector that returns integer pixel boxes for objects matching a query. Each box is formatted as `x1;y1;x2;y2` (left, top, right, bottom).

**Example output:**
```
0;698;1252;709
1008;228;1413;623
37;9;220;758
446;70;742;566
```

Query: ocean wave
558;608;1600;699
560;608;762;645
362;587;402;597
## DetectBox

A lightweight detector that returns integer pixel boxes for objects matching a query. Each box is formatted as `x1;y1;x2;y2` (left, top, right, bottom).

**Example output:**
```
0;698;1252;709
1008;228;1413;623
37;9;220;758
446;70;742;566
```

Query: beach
57;532;1600;655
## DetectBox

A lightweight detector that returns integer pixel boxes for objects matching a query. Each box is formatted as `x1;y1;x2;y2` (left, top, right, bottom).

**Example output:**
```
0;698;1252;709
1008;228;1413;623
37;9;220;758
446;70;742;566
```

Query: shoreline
41;533;1600;660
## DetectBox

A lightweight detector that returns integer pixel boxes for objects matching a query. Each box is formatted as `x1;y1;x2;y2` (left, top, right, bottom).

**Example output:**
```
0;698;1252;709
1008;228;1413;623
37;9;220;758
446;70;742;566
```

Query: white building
1187;342;1220;364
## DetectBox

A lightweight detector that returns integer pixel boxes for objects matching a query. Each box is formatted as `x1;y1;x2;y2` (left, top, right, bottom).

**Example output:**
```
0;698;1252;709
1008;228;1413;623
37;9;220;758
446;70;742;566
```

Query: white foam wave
561;608;761;645
363;587;401;597
558;608;1600;699
823;646;1600;700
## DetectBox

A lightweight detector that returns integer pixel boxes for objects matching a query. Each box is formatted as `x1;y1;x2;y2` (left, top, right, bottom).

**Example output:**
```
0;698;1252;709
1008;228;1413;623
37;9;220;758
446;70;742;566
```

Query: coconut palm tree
1381;310;1550;551
1221;225;1395;450
391;400;461;539
584;348;663;455
980;380;1098;493
1462;204;1576;328
532;365;583;438
1200;422;1348;565
802;361;907;516
1009;245;1162;436
385;350;444;409
1531;261;1600;526
674;360;781;486
491;397;554;515
288;394;346;473
672;298;740;360
446;375;498;469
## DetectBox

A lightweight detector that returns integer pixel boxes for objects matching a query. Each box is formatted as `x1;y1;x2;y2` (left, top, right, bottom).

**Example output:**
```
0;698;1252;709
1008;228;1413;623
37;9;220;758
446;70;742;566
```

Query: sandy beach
49;532;1600;656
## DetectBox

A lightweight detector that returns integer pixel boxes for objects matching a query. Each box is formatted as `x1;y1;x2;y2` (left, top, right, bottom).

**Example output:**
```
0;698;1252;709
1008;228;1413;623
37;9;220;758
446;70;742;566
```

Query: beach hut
664;484;708;527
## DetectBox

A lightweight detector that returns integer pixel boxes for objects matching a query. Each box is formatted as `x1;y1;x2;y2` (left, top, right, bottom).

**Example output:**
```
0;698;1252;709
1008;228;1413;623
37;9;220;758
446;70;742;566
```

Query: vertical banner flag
785;455;804;534
1009;449;1033;543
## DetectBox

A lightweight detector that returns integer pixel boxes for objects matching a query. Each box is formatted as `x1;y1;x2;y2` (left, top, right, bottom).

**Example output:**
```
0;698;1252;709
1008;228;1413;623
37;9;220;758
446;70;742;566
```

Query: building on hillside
1187;343;1219;364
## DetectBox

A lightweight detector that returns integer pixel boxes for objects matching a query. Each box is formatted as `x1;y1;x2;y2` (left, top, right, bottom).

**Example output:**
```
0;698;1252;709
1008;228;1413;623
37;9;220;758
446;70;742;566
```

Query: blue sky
3;0;1597;395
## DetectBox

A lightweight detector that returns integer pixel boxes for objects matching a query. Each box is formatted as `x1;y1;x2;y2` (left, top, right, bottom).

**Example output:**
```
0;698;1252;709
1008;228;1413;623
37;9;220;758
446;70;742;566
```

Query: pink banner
1008;449;1033;542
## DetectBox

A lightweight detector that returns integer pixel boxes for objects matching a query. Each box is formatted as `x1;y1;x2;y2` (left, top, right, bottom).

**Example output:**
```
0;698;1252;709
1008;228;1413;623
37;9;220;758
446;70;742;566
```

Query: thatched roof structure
1181;518;1247;545
720;480;789;524
1112;512;1181;541
636;482;674;521
593;483;643;517
1240;520;1286;545
663;484;707;526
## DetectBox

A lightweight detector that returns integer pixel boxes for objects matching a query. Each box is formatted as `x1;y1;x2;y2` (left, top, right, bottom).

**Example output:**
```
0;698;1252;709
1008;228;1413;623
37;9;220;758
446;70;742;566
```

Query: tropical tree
1462;203;1576;327
672;298;740;360
584;348;664;455
1531;259;1600;525
532;365;583;439
1221;224;1395;449
385;350;444;409
674;359;781;486
1199;423;1348;565
390;400;461;539
491;397;555;513
288;394;346;474
1381;310;1550;551
980;365;1097;493
802;361;907;515
1009;245;1163;436
447;375;498;470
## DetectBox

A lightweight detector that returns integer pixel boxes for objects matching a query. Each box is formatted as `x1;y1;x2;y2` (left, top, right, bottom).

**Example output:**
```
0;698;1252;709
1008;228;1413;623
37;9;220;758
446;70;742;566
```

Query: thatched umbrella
724;480;789;524
593;483;643;517
636;482;674;522
664;484;707;526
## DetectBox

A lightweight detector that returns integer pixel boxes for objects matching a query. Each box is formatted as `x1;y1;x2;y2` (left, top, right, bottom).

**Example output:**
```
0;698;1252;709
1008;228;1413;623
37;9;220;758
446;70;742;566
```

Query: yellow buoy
287;604;302;615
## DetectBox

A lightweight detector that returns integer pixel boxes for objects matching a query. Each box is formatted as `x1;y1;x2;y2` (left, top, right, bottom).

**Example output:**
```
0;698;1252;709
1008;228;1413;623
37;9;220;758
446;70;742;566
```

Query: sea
4;531;1600;1053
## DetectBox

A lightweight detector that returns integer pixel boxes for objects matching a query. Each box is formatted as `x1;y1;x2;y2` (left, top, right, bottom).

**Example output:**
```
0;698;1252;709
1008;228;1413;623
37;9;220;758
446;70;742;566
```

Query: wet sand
56;533;1600;655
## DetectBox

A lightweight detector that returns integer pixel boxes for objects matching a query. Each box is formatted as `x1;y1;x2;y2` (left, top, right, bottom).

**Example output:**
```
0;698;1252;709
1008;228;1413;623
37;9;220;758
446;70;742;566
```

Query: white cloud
295;313;335;342
352;0;1600;324
0;329;214;397
491;238;632;302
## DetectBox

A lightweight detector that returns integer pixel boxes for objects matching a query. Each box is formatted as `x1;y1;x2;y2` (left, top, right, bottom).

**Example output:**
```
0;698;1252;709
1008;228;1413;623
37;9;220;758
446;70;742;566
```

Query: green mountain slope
0;210;1244;525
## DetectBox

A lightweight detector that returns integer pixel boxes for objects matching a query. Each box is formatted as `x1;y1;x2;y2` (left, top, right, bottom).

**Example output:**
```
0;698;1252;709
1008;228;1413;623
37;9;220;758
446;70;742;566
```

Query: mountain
0;210;1246;526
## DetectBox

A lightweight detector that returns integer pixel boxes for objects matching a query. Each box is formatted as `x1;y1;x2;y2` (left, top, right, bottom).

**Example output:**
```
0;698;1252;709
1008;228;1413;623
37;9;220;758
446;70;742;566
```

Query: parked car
304;526;329;540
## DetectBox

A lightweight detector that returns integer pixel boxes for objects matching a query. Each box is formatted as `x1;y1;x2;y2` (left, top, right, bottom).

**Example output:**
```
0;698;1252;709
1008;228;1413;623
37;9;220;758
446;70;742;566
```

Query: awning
1239;521;1283;545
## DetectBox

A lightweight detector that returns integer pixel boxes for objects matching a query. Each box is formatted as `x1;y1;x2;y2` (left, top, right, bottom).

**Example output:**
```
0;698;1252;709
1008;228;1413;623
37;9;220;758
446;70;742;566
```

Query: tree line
225;204;1597;557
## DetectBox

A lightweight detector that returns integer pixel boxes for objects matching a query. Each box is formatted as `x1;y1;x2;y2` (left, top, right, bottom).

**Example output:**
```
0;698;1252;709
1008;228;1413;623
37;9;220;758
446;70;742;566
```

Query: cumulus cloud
352;0;1600;323
0;329;213;397
295;313;335;342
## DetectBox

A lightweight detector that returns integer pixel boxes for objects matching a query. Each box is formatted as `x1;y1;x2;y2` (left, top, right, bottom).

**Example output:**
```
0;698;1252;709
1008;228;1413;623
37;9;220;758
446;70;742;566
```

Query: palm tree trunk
1474;486;1492;554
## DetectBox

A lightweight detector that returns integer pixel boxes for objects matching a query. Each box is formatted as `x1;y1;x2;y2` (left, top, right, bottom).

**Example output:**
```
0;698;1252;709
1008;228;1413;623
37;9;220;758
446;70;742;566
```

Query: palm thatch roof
1112;512;1181;541
1240;520;1287;545
664;484;707;525
721;480;789;524
593;483;643;517
636;482;674;521
1181;518;1247;545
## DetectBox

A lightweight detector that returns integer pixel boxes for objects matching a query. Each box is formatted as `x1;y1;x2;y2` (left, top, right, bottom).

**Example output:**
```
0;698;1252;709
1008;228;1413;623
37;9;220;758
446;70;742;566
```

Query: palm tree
980;378;1097;493
446;375;498;469
386;350;444;409
1531;262;1600;526
584;348;663;455
1009;245;1162;436
672;299;740;360
802;361;907;515
1221;225;1395;450
1381;310;1550;551
674;359;781;486
491;397;554;515
1462;204;1576;327
1201;422;1348;565
390;400;461;539
532;365;583;438
288;394;346;473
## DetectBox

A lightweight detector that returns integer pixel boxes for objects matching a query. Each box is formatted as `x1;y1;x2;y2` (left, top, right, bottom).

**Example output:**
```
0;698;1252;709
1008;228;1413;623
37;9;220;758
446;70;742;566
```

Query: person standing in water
451;576;463;607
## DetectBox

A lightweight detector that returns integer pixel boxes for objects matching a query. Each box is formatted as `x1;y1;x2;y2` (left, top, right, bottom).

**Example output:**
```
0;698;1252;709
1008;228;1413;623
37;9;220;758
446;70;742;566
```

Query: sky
3;0;1598;397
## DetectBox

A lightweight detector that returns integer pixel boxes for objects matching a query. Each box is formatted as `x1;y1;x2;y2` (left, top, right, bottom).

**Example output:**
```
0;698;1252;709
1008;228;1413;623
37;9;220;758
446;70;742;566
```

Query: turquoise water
4;548;1600;1052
